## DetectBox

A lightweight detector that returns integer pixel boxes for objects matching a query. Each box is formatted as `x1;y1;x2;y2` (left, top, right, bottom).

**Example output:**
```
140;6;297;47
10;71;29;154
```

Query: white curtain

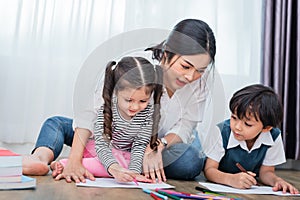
0;0;262;152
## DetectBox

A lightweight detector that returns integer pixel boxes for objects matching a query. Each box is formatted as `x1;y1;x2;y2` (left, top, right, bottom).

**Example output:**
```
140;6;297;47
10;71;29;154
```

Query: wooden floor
1;169;299;200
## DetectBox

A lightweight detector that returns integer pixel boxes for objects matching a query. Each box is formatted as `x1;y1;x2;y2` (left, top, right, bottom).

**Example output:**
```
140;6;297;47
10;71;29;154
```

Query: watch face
161;138;167;146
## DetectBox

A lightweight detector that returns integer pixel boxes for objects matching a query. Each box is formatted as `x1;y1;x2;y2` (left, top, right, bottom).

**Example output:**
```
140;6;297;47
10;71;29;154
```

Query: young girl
51;56;163;183
204;84;299;194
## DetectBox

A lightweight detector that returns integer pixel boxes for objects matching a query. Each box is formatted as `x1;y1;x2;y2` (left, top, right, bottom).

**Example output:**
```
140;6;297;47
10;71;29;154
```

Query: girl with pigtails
50;56;163;183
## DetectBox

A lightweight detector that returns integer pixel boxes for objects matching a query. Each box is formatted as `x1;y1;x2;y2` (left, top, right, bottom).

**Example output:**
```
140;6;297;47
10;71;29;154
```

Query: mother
23;19;216;183
144;19;216;182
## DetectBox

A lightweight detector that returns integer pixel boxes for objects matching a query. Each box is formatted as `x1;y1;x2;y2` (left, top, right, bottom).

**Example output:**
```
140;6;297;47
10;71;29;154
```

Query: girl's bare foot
50;161;64;178
22;155;49;175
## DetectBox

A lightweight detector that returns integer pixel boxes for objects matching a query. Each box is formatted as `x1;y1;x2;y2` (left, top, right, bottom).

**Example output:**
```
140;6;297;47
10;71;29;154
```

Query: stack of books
0;148;36;190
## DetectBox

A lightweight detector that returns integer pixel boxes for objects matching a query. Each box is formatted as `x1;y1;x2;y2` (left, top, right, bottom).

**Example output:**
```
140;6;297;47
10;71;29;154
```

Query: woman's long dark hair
146;19;217;150
146;19;216;66
101;56;163;143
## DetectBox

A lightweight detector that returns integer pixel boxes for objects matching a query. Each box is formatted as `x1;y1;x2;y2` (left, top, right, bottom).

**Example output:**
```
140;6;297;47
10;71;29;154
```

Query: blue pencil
142;188;168;200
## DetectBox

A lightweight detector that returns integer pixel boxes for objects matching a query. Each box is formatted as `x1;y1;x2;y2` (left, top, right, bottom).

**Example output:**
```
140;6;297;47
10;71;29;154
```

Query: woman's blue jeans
33;116;206;180
162;130;206;180
33;116;74;160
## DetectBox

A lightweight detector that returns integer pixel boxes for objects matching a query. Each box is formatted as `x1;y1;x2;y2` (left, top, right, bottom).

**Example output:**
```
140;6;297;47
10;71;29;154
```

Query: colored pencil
156;190;184;200
151;192;163;200
143;189;168;200
156;190;207;199
133;177;139;186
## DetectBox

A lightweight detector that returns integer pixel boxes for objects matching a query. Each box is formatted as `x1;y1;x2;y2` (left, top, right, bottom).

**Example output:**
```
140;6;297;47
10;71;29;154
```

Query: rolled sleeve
263;135;286;166
203;125;225;162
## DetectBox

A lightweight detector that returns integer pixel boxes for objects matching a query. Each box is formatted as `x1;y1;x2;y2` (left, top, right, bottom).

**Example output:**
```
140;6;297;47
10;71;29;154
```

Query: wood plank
0;169;299;200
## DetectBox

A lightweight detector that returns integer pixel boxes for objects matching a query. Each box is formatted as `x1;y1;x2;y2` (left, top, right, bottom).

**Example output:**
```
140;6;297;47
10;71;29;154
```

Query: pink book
0;148;20;156
0;148;22;176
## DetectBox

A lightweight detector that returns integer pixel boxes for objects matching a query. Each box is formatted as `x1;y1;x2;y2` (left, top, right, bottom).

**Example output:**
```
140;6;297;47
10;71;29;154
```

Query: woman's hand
142;143;166;183
54;159;95;183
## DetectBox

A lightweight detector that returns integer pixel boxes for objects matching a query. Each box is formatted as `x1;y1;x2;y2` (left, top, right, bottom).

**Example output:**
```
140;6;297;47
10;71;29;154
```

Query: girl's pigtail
102;61;116;140
150;65;163;150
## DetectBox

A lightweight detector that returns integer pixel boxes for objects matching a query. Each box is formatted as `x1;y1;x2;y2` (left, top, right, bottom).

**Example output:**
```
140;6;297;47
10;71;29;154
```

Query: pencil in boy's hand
236;163;248;173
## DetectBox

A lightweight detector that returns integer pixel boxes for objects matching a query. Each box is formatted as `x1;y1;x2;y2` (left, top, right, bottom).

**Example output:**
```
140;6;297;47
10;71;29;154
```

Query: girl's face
230;113;272;146
162;53;211;94
116;86;151;120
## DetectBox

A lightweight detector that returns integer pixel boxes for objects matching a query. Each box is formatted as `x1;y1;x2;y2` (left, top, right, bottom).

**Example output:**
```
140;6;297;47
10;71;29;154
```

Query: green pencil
156;190;183;200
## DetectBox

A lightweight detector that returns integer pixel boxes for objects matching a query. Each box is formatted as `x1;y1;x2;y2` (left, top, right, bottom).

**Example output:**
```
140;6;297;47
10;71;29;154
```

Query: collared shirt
206;125;286;166
158;78;208;143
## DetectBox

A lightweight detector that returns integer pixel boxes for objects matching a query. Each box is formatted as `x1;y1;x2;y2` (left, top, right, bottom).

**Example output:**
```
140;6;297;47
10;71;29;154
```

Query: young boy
204;84;299;194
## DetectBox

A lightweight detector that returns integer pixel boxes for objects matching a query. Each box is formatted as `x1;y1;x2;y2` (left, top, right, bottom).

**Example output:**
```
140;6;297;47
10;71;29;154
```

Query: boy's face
230;113;271;142
116;86;151;120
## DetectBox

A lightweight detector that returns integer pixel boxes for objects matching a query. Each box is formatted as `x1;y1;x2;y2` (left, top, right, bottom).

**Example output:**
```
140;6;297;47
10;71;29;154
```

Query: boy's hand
272;178;299;194
229;172;257;189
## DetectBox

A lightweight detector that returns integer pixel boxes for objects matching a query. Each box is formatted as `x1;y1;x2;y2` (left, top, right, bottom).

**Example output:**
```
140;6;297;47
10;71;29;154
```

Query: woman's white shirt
159;78;207;143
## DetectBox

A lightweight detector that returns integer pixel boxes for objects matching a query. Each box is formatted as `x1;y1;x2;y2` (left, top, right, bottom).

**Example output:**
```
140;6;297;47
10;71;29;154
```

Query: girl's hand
229;172;257;189
54;159;95;183
108;164;151;183
272;178;299;194
55;127;95;183
142;144;166;183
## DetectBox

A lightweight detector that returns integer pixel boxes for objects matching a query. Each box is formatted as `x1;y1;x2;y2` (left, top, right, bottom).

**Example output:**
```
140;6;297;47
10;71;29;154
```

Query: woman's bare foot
50;161;64;178
22;155;49;175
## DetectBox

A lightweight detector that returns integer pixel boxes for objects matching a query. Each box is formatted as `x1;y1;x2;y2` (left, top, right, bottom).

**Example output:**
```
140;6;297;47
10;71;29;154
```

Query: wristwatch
160;137;168;148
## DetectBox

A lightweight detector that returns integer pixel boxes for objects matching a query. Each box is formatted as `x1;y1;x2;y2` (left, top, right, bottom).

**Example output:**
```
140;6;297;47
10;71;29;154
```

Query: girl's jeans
33;116;206;180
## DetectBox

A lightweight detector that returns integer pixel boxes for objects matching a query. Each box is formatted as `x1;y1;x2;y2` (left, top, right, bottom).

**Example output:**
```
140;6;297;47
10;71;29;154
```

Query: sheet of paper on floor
199;182;300;196
77;178;175;189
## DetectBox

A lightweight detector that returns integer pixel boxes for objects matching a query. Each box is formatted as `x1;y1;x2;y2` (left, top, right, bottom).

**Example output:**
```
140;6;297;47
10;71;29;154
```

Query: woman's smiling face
162;53;211;95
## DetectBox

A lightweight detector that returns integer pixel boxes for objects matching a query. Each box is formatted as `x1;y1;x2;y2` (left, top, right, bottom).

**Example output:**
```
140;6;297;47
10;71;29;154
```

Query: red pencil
150;192;163;200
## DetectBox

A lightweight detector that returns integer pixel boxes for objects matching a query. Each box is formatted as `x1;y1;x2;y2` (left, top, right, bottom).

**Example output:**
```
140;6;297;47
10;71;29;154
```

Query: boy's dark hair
229;84;283;128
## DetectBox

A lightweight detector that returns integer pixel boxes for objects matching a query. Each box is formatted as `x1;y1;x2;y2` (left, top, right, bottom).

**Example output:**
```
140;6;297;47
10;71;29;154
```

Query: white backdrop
0;0;262;153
